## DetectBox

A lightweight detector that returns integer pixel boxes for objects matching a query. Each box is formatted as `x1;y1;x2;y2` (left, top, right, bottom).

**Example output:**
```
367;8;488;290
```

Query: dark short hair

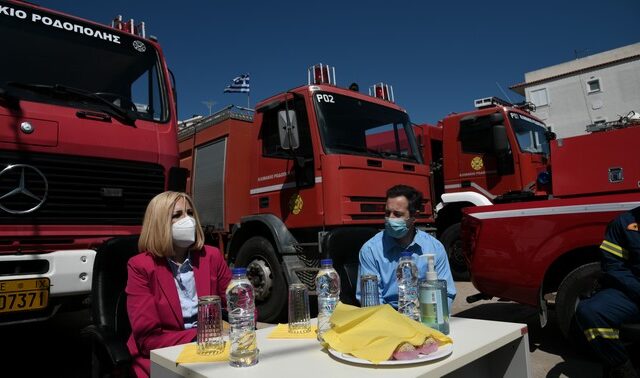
386;185;423;214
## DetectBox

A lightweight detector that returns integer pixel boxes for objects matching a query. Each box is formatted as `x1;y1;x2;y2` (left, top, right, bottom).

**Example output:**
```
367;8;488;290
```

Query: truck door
457;113;517;198
252;95;321;228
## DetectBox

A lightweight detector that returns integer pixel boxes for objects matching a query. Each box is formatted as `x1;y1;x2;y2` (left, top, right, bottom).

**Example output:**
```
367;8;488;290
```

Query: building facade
511;43;640;138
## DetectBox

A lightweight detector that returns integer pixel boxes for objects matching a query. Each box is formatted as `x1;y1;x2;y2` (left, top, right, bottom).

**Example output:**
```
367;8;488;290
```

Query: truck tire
234;236;287;323
439;223;470;281
555;262;601;340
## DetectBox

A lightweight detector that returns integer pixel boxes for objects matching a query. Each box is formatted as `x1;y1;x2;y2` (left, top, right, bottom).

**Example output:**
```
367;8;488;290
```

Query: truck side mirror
545;129;556;141
278;110;300;150
492;124;509;151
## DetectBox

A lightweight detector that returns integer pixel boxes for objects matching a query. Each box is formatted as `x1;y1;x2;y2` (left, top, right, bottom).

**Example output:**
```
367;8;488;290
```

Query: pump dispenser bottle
419;254;450;334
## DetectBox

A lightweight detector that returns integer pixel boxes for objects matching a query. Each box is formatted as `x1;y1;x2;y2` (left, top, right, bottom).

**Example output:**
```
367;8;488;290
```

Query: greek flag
223;74;250;93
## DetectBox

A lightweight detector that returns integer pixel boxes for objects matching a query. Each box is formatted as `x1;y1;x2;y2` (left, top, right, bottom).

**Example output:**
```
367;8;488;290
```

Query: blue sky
37;0;639;124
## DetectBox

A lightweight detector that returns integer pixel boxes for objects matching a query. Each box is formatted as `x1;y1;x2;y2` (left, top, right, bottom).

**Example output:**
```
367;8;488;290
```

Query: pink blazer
125;245;232;378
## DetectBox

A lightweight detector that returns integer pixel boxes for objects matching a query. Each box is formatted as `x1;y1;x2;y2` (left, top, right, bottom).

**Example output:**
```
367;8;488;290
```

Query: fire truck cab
179;65;431;321
0;1;183;324
416;97;553;279
462;122;640;337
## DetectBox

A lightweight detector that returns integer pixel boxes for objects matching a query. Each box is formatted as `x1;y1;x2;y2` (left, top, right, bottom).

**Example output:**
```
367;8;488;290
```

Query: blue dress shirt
356;229;456;309
167;254;198;329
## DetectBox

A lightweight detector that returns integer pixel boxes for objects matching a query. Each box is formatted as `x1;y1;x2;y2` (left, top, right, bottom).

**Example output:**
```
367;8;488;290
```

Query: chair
82;235;139;378
323;227;379;306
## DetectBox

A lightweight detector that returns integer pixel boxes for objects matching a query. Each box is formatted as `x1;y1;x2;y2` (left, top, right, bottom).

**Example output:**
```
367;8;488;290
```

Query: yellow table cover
268;323;319;339
176;342;229;364
321;302;453;364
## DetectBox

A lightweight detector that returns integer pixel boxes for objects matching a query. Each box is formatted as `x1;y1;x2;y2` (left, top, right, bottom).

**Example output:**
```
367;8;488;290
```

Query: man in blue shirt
356;184;456;308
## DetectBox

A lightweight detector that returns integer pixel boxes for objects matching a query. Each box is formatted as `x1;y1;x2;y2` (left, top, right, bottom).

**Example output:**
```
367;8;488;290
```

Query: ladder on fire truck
586;110;640;133
177;105;254;141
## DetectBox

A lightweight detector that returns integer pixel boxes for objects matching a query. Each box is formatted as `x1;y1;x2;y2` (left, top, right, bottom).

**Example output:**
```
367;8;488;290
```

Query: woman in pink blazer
126;191;232;378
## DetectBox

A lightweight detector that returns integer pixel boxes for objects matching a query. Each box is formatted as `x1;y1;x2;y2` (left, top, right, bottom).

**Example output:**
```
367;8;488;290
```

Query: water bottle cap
232;267;247;275
400;251;412;258
320;259;333;266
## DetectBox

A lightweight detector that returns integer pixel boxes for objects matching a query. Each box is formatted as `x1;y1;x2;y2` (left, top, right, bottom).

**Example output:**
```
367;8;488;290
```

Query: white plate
328;343;453;366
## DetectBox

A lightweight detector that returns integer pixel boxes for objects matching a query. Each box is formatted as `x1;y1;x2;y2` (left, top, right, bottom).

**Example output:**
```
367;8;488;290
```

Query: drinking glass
360;274;380;307
288;283;311;333
197;295;224;354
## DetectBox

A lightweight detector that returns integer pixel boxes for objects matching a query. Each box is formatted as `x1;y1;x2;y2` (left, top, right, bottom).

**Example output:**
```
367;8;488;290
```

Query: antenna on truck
202;100;216;116
495;82;513;103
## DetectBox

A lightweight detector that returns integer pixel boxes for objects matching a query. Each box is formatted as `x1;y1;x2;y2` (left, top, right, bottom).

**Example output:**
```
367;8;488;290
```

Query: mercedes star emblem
0;164;48;214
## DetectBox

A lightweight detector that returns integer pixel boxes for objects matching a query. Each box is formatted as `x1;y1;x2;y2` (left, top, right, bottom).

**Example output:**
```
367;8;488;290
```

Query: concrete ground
5;281;637;377
452;281;603;378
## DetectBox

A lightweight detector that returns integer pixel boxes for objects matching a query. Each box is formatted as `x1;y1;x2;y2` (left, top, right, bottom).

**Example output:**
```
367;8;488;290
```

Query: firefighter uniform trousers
575;207;640;367
576;288;639;365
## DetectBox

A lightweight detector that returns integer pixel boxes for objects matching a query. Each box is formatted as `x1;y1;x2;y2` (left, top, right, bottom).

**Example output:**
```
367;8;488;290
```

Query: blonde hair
138;191;205;257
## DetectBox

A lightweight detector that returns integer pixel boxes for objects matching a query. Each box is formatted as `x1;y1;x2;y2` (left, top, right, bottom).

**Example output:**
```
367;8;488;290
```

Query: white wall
524;59;640;138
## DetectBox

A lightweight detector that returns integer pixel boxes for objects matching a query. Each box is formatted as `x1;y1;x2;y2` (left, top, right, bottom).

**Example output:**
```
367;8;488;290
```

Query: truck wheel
234;236;287;323
555;262;601;340
439;223;470;281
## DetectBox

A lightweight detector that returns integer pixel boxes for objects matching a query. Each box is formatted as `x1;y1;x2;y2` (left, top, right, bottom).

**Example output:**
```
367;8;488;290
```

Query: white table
151;317;531;378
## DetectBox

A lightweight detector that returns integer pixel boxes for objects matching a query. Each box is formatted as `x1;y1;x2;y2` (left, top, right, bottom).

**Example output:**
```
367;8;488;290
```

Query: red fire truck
178;65;430;321
461;123;640;337
0;1;184;324
383;97;553;279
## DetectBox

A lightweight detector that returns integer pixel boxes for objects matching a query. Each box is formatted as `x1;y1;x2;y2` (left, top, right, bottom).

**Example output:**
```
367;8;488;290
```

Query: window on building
587;78;601;93
530;88;549;107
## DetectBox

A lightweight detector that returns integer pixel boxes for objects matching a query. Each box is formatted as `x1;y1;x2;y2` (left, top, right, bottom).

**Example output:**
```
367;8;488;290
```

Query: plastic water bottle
315;259;340;341
396;251;420;321
226;267;259;367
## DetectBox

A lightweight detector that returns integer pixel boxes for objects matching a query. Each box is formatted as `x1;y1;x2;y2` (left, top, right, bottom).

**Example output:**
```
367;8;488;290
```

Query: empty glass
360;274;380;307
197;295;224;355
288;283;311;333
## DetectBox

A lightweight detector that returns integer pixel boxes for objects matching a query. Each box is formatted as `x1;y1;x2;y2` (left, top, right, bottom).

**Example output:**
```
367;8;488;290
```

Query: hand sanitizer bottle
419;254;449;334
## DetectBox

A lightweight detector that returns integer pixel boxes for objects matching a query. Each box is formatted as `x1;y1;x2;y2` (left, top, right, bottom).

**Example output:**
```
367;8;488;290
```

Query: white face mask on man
172;216;196;248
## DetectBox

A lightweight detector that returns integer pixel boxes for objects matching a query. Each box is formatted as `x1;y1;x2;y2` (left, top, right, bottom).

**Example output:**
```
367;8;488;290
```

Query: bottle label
419;288;443;324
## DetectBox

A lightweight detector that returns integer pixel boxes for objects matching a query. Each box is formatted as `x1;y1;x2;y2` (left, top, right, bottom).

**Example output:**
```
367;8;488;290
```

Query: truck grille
0;151;165;225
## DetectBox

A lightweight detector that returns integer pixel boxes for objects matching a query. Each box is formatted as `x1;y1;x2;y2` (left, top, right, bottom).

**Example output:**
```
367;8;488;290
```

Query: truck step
466;293;493;303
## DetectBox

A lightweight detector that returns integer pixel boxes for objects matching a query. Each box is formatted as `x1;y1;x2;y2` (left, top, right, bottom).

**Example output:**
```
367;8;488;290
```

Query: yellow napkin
322;302;453;364
268;323;319;339
176;342;229;363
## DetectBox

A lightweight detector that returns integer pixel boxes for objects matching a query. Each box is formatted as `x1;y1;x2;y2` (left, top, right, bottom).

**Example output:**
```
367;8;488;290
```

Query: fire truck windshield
314;92;422;163
508;112;550;157
0;7;168;123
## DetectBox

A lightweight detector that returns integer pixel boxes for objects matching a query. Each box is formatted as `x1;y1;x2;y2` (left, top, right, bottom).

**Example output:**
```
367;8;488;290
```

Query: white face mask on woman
172;216;196;248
